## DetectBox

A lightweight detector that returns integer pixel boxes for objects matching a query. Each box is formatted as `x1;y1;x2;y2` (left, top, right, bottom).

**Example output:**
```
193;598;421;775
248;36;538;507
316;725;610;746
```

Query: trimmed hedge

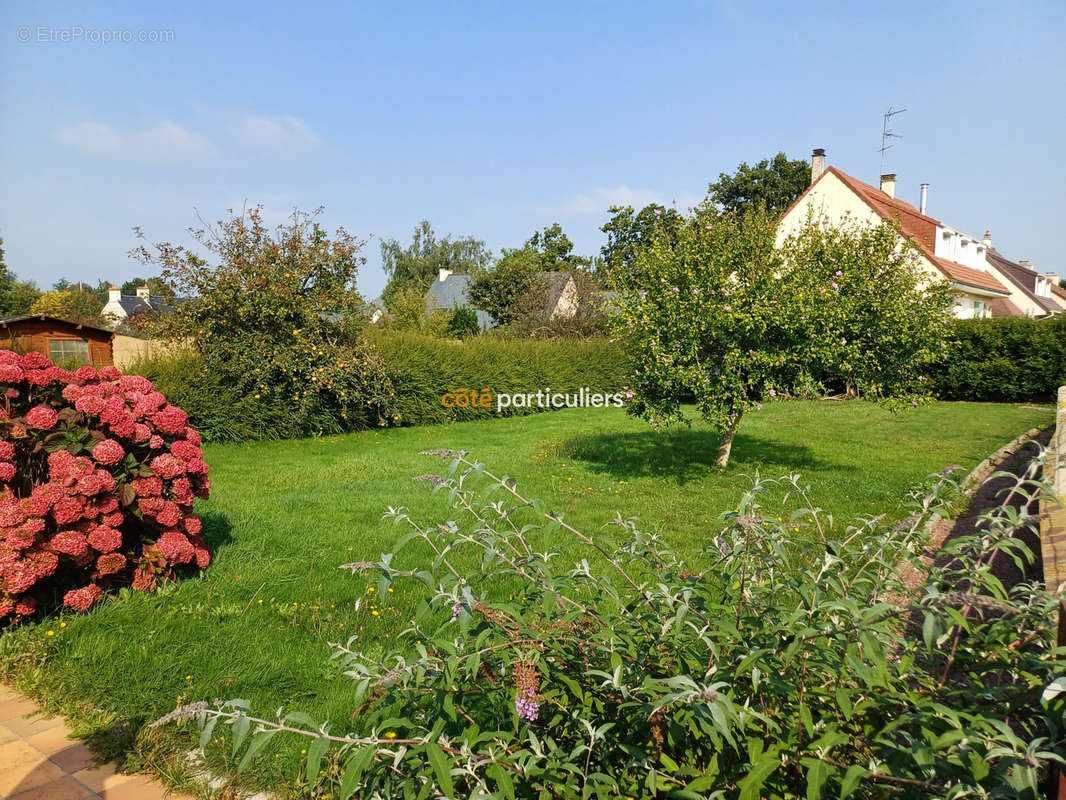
932;315;1066;403
128;335;632;441
370;332;632;426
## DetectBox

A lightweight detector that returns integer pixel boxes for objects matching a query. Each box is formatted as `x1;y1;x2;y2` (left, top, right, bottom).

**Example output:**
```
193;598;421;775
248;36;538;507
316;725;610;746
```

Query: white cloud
228;113;323;152
54;120;216;163
538;185;705;218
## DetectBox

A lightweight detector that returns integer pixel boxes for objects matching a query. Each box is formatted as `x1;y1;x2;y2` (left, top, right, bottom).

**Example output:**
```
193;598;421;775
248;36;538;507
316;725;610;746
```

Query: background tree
29;288;103;324
707;152;810;214
612;206;951;467
600;204;685;286
133;206;394;437
0;276;42;315
468;247;542;326
523;222;591;270
381;220;490;308
120;275;176;302
384;284;452;336
468;224;594;327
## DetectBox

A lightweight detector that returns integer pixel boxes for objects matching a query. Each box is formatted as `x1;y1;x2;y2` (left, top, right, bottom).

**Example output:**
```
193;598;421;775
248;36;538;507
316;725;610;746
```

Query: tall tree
611;205;951;468
468;248;542;326
29;288;103;324
467;224;593;326
600;204;685;286
707;152;810;214
0;277;41;316
524;223;591;270
381;221;490;308
120;276;176;301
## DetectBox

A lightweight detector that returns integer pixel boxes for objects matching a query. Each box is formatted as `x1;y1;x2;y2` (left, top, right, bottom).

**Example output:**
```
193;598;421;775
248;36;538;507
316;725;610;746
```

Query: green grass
0;400;1053;792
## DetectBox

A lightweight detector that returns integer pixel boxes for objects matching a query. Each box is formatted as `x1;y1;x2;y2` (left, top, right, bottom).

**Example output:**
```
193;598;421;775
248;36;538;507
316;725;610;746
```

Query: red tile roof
786;167;1009;296
930;256;1011;294
990;297;1024;318
828;168;940;251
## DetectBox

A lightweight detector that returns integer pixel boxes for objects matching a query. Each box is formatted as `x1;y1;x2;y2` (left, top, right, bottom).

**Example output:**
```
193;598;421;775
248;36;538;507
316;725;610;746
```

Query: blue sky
2;0;1064;299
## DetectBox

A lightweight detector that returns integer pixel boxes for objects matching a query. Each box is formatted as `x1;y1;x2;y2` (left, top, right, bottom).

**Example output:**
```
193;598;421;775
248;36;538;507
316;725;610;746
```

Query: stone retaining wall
1040;385;1066;593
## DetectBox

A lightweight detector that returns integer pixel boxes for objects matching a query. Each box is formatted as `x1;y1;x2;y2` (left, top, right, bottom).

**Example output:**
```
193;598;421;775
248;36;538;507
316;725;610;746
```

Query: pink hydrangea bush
0;350;211;623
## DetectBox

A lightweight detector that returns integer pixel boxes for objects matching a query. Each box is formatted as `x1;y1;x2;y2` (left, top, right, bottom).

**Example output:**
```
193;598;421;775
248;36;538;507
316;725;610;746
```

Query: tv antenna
879;106;906;175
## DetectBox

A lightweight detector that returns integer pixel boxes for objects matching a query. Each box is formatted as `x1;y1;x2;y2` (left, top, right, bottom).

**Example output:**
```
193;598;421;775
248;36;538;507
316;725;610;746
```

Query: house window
972;301;990;319
48;338;90;365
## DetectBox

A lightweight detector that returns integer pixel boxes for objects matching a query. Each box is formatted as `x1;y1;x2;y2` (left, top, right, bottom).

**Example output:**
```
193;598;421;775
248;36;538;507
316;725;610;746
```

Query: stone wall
1057;386;1066;499
1039;386;1066;594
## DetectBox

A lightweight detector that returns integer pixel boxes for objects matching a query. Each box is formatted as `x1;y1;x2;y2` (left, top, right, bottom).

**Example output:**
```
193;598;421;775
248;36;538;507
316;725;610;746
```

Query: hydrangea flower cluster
0;350;211;623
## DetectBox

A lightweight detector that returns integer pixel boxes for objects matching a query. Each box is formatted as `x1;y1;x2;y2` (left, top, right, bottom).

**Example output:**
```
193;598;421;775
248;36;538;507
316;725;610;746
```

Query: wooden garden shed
0;315;114;366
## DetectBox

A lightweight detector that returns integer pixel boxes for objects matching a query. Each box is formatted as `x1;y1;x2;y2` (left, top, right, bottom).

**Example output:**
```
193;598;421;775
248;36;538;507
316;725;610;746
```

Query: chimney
919;183;929;215
810;148;826;184
438;268;452;282
136;285;150;300
879;174;896;198
1018;259;1033;270
983;229;992;248
108;286;120;302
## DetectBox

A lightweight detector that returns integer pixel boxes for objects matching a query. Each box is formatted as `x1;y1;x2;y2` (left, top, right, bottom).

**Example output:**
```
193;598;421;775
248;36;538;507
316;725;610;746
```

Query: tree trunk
716;412;743;469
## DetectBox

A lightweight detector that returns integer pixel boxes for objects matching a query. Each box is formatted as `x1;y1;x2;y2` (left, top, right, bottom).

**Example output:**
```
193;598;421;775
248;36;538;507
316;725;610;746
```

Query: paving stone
48;740;98;773
0;722;19;745
25;723;79;756
97;773;171;799
72;761;136;794
0;696;41;724
0;741;65;796
4;711;64;738
7;774;97;800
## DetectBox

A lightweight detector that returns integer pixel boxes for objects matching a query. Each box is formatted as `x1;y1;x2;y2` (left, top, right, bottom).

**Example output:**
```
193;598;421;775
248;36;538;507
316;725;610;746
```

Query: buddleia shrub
165;452;1065;799
0;350;211;623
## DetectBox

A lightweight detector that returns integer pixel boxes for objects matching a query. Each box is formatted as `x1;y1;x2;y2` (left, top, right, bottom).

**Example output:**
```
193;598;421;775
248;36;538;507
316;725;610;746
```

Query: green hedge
370;332;632;426
932;315;1066;402
128;335;632;441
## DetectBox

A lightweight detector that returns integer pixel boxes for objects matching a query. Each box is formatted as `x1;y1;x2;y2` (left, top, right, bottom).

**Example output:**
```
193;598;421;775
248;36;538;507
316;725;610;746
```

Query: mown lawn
0;400;1053;791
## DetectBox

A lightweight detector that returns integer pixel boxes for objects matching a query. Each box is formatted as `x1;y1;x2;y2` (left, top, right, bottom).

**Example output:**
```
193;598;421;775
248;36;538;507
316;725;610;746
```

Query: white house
100;285;175;328
973;235;1063;318
777;150;1012;318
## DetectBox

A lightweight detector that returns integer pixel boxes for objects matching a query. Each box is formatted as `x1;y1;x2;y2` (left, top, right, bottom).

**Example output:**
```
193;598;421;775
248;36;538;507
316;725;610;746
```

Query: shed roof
0;315;115;335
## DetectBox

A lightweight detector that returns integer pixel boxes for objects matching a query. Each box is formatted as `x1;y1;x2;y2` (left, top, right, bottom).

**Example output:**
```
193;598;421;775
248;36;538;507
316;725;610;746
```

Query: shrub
387;284;453;337
446;306;481;339
0;350;211;623
130;342;396;443
169;450;1065;798
132;206;395;441
932;315;1066;402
